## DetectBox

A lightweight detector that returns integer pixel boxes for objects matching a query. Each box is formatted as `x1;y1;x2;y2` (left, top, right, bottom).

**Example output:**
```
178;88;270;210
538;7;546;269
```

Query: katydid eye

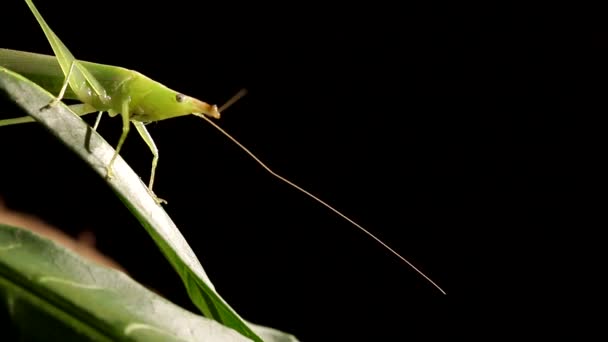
176;93;185;103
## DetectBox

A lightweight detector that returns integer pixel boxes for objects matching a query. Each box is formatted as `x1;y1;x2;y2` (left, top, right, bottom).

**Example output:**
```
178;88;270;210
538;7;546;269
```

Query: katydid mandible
0;0;446;294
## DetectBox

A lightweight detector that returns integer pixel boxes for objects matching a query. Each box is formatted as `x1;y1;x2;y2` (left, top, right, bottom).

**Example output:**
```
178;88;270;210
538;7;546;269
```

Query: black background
0;1;569;340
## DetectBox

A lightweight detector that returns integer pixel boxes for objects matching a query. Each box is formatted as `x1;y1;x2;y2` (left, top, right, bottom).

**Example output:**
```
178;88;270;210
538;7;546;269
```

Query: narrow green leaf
0;66;298;342
0;223;252;341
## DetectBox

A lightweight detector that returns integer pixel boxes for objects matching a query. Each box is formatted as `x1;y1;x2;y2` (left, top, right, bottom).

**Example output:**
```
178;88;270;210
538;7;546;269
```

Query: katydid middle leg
92;111;103;131
106;100;131;181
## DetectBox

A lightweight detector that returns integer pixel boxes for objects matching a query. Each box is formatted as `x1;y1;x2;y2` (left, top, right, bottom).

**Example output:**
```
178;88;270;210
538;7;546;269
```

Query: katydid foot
104;164;167;205
40;97;61;112
146;187;167;205
104;164;115;181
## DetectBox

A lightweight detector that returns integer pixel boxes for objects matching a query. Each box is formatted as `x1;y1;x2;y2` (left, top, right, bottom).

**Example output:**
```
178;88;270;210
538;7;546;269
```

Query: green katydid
0;0;446;295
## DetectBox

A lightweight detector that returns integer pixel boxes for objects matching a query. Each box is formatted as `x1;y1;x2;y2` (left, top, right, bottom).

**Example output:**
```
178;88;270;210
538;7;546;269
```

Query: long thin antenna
193;94;446;295
218;89;248;113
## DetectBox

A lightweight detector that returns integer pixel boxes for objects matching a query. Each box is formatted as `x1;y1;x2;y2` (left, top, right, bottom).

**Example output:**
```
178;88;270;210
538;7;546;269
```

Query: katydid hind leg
24;0;108;105
0;115;40;127
133;121;166;204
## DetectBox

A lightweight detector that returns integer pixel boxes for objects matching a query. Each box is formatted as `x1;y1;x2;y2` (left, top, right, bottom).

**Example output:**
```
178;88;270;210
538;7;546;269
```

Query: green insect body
1;0;446;298
1;0;221;202
0;49;220;122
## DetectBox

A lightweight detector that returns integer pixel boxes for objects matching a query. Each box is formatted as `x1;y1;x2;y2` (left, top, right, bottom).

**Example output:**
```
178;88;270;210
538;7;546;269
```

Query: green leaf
0;66;298;342
0;223;252;341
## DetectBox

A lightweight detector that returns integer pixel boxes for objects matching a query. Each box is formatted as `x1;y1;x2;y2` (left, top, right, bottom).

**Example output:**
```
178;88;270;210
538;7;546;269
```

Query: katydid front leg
104;101;165;204
133;121;166;204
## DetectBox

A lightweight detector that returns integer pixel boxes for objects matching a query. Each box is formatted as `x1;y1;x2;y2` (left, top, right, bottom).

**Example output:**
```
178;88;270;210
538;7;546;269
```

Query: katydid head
127;74;221;122
187;96;221;119
192;89;247;122
147;91;220;121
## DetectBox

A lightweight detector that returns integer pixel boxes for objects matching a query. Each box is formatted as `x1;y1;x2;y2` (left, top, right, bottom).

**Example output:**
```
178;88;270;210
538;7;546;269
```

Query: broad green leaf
0;223;251;341
0;66;298;342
